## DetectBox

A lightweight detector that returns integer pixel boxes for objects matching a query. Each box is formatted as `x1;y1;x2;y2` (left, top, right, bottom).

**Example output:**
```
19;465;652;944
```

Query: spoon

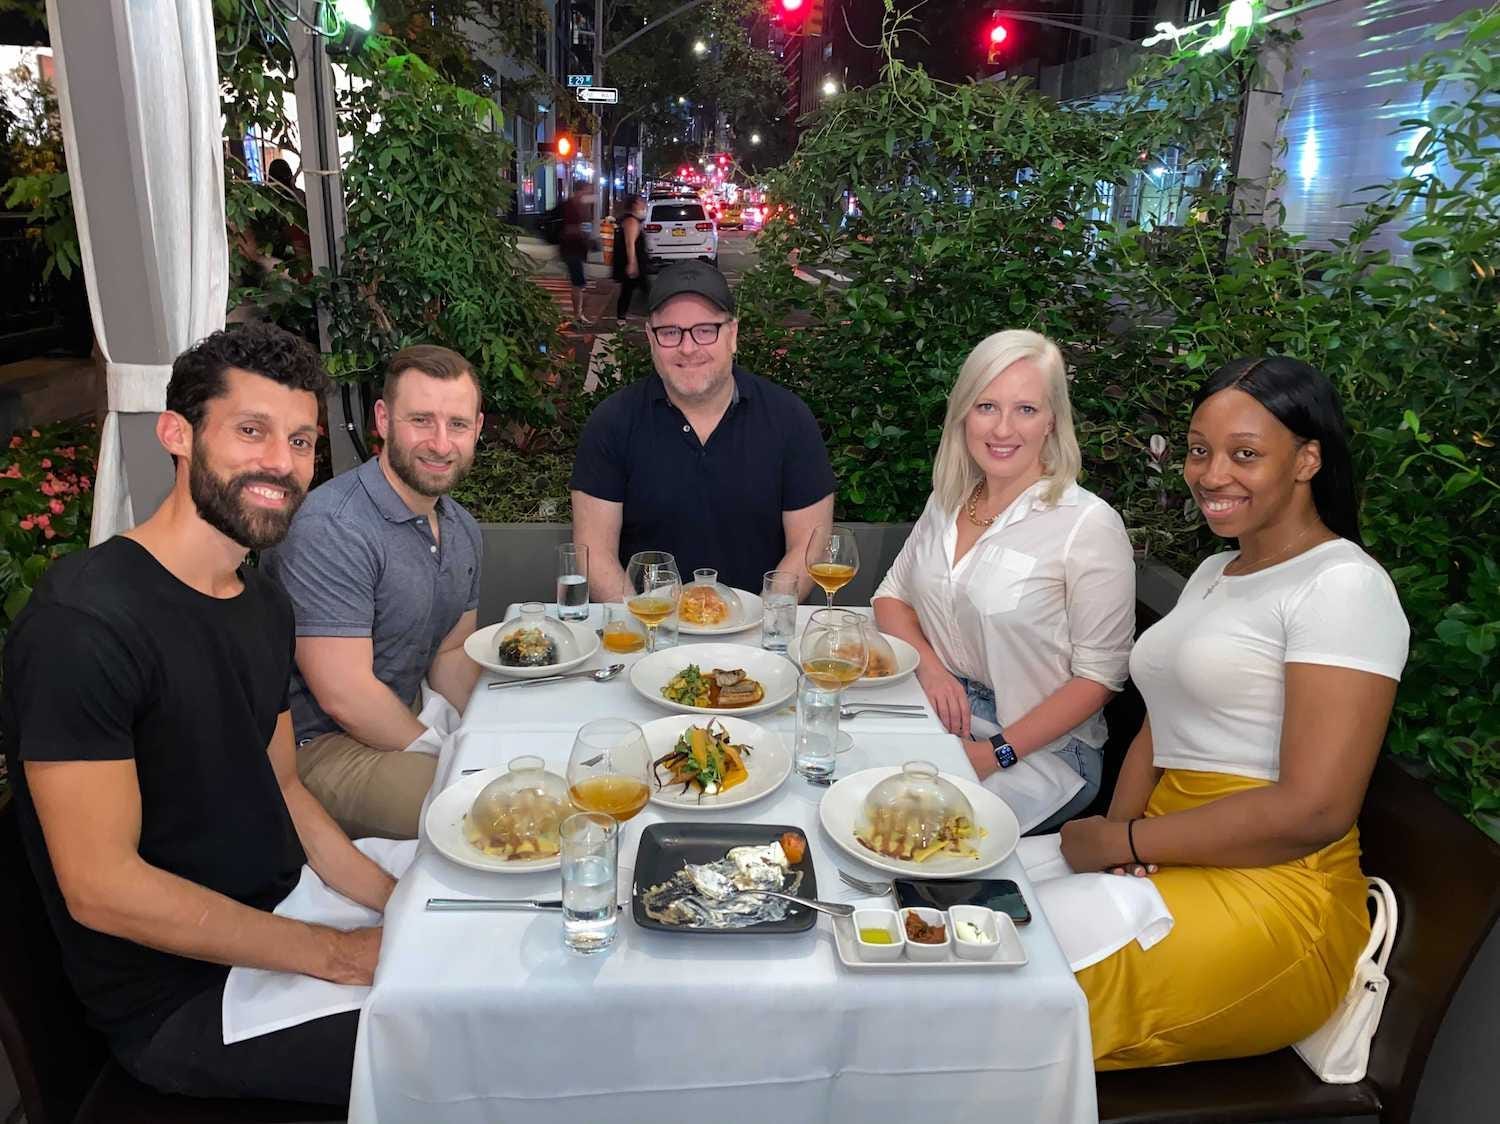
487;663;625;690
729;889;854;919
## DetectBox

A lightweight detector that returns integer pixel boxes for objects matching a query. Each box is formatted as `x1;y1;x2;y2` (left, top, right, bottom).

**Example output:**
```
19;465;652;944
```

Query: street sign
567;74;594;87
575;87;619;104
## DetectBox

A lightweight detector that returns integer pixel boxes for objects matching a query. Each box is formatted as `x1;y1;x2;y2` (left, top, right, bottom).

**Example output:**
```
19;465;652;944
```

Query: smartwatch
989;732;1018;770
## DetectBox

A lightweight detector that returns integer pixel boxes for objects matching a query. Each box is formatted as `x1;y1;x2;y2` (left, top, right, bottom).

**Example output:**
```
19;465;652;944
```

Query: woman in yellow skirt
1058;358;1410;1069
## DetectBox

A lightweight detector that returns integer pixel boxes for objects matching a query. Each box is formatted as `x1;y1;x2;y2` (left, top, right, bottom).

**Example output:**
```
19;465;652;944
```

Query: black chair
1096;757;1500;1123
0;791;346;1124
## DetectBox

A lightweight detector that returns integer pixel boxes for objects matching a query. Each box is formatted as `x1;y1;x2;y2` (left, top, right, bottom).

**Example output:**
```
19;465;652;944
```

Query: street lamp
821;77;838;97
693;39;707;55
751;132;762;145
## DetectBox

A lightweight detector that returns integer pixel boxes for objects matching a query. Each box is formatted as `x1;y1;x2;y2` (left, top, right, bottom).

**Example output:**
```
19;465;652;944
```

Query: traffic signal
776;0;825;35
986;20;1010;66
538;135;574;158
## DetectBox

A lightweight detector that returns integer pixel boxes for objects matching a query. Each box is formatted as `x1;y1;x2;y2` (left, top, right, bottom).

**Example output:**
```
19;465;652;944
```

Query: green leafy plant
0;423;97;631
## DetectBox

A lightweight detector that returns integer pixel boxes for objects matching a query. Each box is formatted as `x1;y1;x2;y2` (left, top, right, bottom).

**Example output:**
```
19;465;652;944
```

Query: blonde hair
931;329;1081;514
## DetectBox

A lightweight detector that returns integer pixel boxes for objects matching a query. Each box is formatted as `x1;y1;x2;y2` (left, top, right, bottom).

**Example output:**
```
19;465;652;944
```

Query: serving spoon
487;663;625;690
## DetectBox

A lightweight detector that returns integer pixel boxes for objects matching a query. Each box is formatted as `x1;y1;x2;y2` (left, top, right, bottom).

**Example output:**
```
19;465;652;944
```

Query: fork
838;869;895;897
729;889;855;918
840;705;926;720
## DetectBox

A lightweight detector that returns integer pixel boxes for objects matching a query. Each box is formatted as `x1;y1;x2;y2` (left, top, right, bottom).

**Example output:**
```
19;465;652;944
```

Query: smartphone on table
893;878;1031;925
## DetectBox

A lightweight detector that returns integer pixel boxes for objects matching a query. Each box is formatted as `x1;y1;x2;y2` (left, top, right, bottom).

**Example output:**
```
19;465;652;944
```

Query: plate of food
632;822;817;934
678;586;764;636
642;715;792;811
629;643;799;717
464;617;601;680
846;632;921;690
818;764;1020;878
424;767;567;873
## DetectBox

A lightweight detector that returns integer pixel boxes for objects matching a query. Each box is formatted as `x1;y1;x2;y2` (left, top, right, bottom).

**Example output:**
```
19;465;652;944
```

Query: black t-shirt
569;366;838;592
0;536;305;1049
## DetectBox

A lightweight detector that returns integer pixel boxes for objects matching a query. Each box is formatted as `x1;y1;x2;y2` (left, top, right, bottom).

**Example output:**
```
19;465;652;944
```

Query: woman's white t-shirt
1130;538;1410;781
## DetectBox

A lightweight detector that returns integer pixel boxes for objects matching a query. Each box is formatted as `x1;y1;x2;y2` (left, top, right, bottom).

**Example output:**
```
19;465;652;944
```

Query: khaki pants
297;732;438;841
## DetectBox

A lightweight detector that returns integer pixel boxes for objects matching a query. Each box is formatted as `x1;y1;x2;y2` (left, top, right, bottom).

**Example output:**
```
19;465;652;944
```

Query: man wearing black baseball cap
570;261;835;599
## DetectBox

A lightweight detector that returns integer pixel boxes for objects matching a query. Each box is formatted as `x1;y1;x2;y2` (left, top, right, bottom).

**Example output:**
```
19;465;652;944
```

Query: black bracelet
1127;817;1145;867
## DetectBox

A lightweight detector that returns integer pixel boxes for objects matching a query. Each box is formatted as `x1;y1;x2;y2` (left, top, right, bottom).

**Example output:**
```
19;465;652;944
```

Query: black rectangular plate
631;821;817;935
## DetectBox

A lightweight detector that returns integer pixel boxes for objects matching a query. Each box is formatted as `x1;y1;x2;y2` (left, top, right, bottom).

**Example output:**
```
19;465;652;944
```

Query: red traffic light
556;135;573;157
989;23;1008;45
780;0;804;12
718;154;729;166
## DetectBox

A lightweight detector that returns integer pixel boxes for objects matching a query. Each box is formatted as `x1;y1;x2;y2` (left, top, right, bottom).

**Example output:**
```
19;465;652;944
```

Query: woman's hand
916;662;970;737
1059;816;1152;875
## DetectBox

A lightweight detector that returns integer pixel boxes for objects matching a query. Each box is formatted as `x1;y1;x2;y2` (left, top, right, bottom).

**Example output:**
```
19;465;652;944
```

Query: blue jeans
959;677;1103;835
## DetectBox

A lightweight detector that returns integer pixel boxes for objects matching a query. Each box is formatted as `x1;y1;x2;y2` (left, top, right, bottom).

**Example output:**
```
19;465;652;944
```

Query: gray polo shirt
262;456;483;743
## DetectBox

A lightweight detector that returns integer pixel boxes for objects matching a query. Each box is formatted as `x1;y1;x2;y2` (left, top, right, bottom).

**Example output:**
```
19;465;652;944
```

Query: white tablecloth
347;606;1098;1124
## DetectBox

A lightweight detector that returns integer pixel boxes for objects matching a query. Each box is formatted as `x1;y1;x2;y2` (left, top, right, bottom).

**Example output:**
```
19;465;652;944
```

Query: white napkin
403;686;462;755
1016;834;1173;973
970;717;1087;834
221;837;417;1044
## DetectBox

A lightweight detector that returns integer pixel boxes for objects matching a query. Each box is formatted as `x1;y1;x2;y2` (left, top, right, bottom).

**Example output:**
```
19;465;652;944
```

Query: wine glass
805;525;860;608
625;551;682;654
797;608;869;757
566;718;652;822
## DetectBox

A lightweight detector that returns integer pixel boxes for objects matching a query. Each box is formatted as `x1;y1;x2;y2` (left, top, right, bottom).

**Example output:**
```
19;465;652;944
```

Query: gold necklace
1202;522;1325;599
965;480;997;527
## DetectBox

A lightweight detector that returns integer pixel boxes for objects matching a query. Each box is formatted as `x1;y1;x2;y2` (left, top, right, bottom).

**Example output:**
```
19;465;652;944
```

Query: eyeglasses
650;321;729;348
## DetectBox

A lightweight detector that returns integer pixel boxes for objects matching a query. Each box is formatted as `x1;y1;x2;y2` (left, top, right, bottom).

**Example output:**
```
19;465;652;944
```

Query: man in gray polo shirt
262;345;484;838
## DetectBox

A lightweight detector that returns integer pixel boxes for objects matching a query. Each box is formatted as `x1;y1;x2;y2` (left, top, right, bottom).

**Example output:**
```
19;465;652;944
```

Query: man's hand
319;925;383;986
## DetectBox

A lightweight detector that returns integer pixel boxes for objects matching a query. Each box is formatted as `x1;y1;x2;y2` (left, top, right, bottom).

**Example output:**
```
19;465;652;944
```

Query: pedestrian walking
613;194;649;321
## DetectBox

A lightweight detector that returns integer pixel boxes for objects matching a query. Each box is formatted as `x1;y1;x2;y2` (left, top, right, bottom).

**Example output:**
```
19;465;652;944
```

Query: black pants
114;984;359;1105
616;273;648;318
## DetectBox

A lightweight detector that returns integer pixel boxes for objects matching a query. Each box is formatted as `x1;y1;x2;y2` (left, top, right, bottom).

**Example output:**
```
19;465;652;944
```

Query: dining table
346;603;1099;1124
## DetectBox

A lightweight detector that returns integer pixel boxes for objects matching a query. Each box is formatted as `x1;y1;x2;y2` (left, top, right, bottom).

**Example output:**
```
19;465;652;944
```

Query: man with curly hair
0;323;392;1104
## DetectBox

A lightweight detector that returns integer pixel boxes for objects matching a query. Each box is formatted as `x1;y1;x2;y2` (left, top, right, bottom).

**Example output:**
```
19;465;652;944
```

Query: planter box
477;521;1185;626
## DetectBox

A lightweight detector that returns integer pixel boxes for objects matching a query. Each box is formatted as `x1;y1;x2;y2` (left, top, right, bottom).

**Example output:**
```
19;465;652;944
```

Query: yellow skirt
1080;769;1370;1070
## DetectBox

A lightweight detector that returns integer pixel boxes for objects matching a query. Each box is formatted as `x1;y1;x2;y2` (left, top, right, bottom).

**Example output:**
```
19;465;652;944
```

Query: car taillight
695;222;713;231
644;223;662;233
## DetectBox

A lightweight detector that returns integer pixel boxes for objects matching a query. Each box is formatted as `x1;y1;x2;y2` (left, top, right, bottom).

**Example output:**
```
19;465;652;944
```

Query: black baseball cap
646;261;736;316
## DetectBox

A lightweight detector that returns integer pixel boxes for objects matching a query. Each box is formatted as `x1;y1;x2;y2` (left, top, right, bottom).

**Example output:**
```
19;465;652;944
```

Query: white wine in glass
806;525;860;608
625;551;682;654
567;719;652;822
799;609;869;689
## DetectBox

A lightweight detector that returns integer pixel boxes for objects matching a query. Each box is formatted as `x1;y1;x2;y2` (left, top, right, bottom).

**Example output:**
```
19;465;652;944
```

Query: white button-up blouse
873;481;1136;754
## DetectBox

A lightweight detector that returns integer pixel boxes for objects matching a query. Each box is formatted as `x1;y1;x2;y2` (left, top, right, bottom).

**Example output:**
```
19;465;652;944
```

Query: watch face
994;743;1018;769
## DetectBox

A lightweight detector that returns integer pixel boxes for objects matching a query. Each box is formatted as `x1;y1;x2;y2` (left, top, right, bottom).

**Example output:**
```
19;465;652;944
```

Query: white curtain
47;0;227;542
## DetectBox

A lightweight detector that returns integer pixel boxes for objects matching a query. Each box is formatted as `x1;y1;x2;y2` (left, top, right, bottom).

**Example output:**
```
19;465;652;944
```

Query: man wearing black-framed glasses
571;261;835;600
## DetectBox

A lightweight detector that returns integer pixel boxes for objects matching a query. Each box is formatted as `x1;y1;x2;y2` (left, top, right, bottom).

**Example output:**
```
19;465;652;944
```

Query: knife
426;898;625;912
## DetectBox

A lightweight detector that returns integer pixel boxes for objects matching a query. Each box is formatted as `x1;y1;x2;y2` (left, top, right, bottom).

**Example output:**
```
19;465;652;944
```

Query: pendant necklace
1203;522;1323;599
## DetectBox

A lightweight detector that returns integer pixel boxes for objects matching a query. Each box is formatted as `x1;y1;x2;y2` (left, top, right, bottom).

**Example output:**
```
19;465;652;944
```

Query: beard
385;432;475;498
189;454;307;551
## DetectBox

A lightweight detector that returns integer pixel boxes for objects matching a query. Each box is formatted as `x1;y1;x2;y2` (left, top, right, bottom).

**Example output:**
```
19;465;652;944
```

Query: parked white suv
643;199;718;271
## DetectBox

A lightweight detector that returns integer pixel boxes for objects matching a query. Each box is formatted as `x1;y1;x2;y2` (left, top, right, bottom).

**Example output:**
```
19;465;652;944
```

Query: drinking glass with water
557;543;590;621
761;569;798;654
560;811;618;954
793;673;840;781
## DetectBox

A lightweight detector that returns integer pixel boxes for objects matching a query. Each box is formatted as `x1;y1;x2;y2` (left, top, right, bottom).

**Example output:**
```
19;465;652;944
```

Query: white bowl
948;905;1002;961
852;908;905;962
678;588;764;636
629;642;800;717
464;618;601;679
845;633;921;691
899;907;951;962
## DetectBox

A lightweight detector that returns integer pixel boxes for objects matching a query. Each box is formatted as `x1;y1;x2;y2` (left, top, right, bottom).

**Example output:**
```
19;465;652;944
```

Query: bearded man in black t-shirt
0;323;398;1105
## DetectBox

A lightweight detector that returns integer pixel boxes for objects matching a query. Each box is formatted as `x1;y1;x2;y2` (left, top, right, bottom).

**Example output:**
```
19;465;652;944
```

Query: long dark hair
1192;357;1363;545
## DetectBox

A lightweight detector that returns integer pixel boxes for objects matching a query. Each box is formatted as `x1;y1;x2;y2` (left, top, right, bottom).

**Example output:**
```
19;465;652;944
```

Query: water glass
761;569;798;653
560;812;618;954
556;543;590;621
793;673;840;780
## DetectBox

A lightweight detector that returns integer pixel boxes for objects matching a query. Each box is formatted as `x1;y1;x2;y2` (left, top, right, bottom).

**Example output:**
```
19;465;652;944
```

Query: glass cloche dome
464;756;570;860
855;761;980;863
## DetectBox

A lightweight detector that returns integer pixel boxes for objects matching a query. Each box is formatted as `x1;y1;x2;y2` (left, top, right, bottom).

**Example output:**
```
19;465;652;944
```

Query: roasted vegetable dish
653;720;752;799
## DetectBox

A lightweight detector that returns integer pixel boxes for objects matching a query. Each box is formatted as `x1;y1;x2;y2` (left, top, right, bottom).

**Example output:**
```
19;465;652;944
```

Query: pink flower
8;436;20;449
19;517;34;530
39;479;53;496
34;514;51;529
80;475;91;488
2;464;19;478
43;526;55;540
40;458;51;468
29;429;39;437
49;498;64;515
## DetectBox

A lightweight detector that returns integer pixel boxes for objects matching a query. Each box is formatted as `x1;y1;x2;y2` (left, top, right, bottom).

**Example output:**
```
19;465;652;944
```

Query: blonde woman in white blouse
873;330;1135;834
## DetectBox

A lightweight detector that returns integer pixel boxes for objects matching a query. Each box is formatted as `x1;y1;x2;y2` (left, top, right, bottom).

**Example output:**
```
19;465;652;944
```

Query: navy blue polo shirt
570;366;836;592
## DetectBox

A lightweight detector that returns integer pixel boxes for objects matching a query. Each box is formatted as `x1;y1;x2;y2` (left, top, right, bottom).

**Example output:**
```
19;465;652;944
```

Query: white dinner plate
424;768;562;874
464;618;601;679
641;715;792;811
845;633;921;691
678;588;764;636
818;766;1020;879
629;643;799;718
